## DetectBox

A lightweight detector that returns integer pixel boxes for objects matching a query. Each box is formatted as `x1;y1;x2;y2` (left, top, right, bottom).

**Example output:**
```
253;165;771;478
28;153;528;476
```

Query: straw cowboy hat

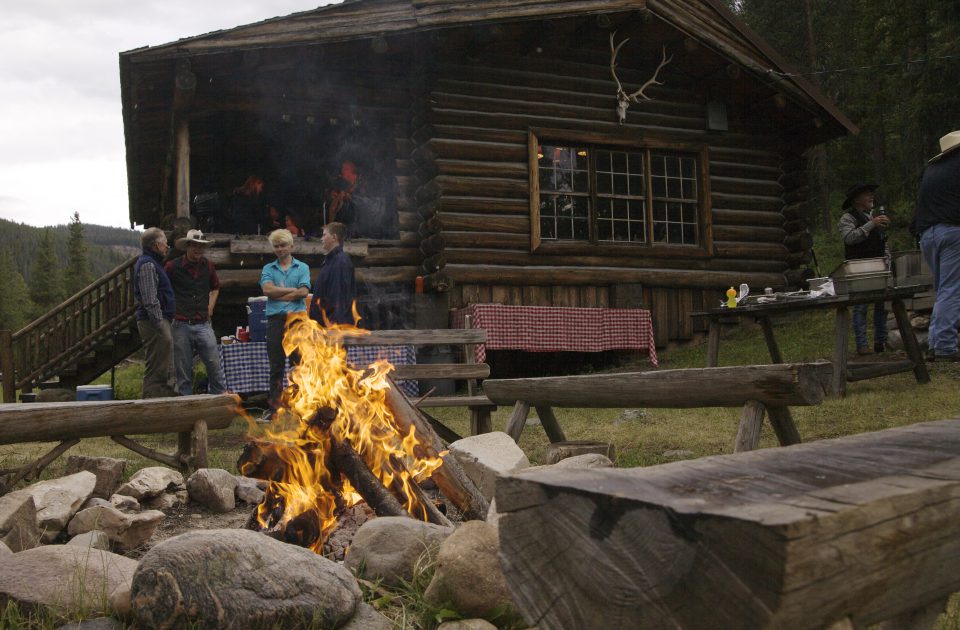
842;182;879;210
929;130;960;163
175;229;212;249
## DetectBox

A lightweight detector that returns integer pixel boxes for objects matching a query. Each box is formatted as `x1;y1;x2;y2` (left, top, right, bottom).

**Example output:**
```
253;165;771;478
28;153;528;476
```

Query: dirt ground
131;502;254;559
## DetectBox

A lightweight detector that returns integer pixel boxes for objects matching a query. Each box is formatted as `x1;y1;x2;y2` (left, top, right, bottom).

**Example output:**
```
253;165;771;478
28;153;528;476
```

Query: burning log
385;381;489;520
330;440;409;519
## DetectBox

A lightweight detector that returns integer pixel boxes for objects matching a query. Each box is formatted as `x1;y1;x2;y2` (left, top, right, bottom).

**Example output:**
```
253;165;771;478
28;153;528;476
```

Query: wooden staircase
1;257;142;402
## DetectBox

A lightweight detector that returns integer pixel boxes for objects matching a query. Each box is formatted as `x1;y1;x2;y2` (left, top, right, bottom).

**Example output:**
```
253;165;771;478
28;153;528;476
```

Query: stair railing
2;256;139;401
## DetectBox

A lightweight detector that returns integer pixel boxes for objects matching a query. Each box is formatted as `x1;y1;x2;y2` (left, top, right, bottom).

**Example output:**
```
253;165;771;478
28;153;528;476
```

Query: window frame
528;129;713;258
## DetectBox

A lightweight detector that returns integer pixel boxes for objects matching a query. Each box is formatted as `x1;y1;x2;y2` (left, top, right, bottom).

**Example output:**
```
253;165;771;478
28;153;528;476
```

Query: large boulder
67;530;111;551
64;456;126;499
341;602;393;630
0;545;136;616
449;432;530;500
131;529;361;629
115;467;184;501
68;505;165;551
186;468;237;513
0;491;42;552
425;521;517;620
345;516;454;586
7;471;97;542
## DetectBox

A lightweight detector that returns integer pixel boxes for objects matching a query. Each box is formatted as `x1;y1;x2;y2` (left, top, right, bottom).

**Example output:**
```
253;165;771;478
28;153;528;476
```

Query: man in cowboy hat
164;229;228;394
915;130;960;361
838;182;891;355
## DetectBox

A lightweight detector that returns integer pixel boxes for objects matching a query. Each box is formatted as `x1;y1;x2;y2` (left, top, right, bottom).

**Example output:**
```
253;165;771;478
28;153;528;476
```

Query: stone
0;491;42;552
235;475;265;504
438;620;499;630
68;530;111;550
68;505;165;551
115;467;184;500
109;583;132;620
341;602;393;630
0;545;136;617
662;449;695;459
36;388;75;403
553;453;615;469
64;455;126;499
449;432;530;500
82;497;114;510
0;540;11;556
545;441;615;465
345;516;454;586
186;468;237;513
141;489;188;511
131;529;361;629
109;494;140;513
614;408;647;424
425;521;517;619
8;471;97;542
54;618;124;630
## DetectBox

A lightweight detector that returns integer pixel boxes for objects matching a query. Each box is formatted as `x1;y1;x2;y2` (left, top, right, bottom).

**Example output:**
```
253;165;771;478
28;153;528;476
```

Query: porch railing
1;256;139;402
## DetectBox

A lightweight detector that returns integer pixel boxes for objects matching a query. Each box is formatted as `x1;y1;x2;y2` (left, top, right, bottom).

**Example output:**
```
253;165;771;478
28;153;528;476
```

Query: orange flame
242;312;443;553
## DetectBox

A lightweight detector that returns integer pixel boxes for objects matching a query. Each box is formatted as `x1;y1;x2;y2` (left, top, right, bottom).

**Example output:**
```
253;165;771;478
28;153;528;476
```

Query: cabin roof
121;0;855;137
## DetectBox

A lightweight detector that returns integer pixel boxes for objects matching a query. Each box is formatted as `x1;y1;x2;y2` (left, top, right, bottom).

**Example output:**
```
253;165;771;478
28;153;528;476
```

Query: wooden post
534;406;567;443
0;330;14;403
175;119;190;219
706;320;720;367
891;298;930;385
758;316;783;363
505;401;530;441
191;419;209;469
734;400;766;452
832;306;849;397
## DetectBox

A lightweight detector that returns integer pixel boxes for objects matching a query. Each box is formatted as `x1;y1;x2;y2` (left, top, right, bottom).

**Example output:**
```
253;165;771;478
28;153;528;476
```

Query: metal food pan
831;257;888;277
832;272;891;294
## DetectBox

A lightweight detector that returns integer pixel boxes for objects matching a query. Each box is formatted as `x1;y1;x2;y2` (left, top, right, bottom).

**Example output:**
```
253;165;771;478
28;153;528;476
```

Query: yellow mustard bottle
726;286;737;308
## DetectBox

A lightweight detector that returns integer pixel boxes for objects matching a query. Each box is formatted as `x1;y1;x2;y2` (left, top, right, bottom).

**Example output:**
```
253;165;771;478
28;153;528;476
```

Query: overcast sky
0;1;329;230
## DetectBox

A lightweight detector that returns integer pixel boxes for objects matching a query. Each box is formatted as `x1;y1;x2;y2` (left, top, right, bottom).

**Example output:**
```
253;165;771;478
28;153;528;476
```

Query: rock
911;314;930;329
0;541;11;556
68;505;165;551
186;468;238;513
109;583;132;620
345;516;454;586
0;545;136;617
886;329;904;351
0;491;42;552
115;467;184;500
54;618;125;630
109;494;140;513
64;455;126;499
425;521;517;619
614;408;647;424
486;496;502;528
553;453;615;469
235;475;266;504
662;449;695;459
449;432;530;500
8;471;97;542
438;620;499;630
82;497;114;510
546;440;615;465
68;530;111;550
141;489;188;511
131;529;361;629
341;602;393;630
36;388;75;403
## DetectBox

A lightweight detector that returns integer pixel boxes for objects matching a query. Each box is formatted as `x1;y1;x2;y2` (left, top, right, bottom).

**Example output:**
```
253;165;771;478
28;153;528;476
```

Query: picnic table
690;285;931;397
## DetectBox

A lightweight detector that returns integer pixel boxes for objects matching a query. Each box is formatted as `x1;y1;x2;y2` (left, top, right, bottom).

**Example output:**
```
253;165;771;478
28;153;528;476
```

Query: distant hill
0;218;140;283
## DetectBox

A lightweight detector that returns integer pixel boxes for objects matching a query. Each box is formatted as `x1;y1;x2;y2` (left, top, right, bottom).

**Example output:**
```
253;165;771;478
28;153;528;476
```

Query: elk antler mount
609;32;673;125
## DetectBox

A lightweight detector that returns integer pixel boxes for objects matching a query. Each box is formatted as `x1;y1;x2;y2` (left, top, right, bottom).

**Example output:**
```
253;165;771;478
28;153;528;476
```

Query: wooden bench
341;328;496;439
497;417;960;629
483;362;831;452
0;394;238;493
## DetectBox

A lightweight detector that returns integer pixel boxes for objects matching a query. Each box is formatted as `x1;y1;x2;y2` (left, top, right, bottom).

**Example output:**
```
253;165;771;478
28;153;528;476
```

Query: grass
1;314;959;628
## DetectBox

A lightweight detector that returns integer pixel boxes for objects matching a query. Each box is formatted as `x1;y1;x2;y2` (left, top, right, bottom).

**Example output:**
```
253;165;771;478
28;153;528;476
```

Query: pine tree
0;250;33;331
64;211;93;296
29;228;64;316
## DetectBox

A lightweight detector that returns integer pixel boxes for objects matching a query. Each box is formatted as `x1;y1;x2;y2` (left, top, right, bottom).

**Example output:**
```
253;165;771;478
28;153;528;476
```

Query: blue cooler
247;297;268;342
76;385;113;401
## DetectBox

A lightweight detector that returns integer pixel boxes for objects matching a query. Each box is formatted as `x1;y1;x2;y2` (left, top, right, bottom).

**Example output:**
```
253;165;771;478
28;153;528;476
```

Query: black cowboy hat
842;182;879;209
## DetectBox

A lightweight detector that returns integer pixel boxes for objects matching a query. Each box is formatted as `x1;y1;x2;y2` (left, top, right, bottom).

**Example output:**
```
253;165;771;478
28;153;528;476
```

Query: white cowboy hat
175;229;212;249
929;130;960;163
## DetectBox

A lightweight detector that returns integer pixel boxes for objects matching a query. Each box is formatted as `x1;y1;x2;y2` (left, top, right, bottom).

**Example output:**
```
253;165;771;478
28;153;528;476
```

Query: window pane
682;224;696;244
597;173;612;195
668;202;682;223
668;223;682;243
629;176;644;195
667;178;681;199
628;152;644;174
681;157;695;178
597;197;611;218
557;195;573;217
540;216;556;239
652;175;666;197
575;148;589;171
653;201;667;222
596;150;611;173
612;151;627;173
573;196;590;218
651;155;666;176
573;218;589;239
613;175;628;195
613;221;629;241
613;199;628;219
574;171;589;191
682;204;696;223
629;200;645;222
682;177;697;200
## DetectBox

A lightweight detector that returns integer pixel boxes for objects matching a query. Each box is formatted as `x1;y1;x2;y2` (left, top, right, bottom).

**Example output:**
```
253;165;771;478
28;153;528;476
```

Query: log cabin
119;0;856;348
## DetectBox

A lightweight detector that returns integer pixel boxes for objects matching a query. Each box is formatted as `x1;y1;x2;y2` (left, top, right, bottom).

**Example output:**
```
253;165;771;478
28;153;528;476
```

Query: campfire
238;313;475;553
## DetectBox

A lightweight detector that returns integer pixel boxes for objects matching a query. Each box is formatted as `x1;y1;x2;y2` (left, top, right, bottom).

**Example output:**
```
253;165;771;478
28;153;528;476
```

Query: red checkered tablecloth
451;304;658;367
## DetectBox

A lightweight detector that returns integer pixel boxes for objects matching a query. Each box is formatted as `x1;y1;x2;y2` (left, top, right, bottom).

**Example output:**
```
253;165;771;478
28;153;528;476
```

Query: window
531;133;708;253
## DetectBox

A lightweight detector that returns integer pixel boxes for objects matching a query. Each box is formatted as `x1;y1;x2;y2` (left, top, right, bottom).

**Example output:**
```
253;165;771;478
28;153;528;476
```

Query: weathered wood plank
496;417;960;629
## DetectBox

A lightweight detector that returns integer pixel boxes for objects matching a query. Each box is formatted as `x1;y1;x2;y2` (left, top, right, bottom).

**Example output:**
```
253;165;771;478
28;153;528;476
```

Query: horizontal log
496;418;960;628
413;138;527;163
711;208;785;227
340;329;486;346
412;124;527;146
710;160;782;181
783;231;814;253
484;362;827;408
443;231;530;249
392;363;490;380
419;233;446;256
845;360;915;381
217;267;419;289
230;239;369;257
711;225;786;243
418;196;528;217
710;176;783;197
417;159;527;179
711;192;784;213
0;394;238;445
782;201;812;221
441;213;528;233
713;241;789;259
445;264;785;290
709;146;783;168
416;175;528;203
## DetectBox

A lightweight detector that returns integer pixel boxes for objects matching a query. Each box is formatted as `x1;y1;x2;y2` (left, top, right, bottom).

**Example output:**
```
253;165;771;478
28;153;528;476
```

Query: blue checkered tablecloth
218;342;418;397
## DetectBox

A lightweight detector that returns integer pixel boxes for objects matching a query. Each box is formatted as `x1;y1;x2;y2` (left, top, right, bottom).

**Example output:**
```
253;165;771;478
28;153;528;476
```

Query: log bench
341;328;496;439
0;394;238;493
496;417;960;629
483;362;832;452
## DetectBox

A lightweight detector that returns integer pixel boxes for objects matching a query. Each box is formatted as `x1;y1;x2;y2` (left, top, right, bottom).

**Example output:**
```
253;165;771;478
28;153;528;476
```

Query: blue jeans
852;302;886;350
172;320;227;396
921;223;960;355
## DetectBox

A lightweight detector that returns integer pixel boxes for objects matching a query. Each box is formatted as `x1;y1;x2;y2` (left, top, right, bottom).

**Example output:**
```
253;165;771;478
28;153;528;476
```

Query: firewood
331;440;409;519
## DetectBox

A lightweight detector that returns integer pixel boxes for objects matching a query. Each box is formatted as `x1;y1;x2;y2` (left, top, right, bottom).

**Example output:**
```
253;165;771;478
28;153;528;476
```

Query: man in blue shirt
259;229;311;421
309;222;356;326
